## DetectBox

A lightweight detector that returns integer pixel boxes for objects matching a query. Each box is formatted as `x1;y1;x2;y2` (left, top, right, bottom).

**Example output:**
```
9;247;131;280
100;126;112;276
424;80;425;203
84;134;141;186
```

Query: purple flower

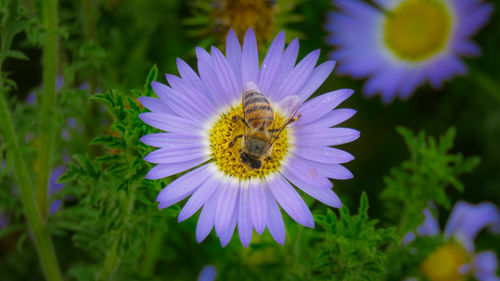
25;76;65;104
48;166;66;215
139;28;359;247
0;166;65;229
326;0;493;103
197;265;217;281
408;202;500;281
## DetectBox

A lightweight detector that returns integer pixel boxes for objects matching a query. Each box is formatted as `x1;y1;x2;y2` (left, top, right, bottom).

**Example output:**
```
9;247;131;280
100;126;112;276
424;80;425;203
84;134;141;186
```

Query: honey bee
228;82;301;169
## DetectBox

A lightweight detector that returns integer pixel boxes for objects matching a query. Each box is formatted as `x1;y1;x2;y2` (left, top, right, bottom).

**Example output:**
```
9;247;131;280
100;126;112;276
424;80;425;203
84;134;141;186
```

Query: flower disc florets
209;104;290;179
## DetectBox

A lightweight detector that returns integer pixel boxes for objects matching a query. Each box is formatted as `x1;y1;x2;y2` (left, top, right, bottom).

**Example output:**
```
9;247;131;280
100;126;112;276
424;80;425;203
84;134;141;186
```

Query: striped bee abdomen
243;90;274;129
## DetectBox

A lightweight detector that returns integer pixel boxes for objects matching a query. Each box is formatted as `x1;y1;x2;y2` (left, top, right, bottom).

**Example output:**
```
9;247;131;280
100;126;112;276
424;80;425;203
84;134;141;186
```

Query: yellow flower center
384;0;451;61
420;243;469;281
209;104;290;180
214;0;277;44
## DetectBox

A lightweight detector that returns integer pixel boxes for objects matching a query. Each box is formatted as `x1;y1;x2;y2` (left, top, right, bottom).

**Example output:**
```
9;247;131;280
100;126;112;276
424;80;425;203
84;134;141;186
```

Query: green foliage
55;66;178;280
311;193;397;281
381;127;480;234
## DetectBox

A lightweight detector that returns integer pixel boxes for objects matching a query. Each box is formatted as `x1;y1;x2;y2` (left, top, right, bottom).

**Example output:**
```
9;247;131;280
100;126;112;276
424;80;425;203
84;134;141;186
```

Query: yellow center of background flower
209;104;289;180
384;0;451;61
420;243;469;281
214;0;277;44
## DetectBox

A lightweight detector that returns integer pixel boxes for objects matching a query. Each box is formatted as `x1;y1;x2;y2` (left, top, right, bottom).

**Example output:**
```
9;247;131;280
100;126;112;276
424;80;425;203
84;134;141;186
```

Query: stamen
209;104;290;180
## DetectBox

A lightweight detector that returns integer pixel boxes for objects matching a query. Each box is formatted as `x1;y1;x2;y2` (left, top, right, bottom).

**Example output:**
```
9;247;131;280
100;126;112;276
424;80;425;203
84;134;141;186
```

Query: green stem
0;78;63;281
38;0;58;220
0;1;63;280
139;229;164;277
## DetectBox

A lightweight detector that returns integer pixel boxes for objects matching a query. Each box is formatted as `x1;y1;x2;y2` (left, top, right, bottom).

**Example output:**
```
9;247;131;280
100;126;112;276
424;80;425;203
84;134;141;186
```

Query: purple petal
49;200;62;215
293;146;355;164
258;31;285;94
138;96;171;114
402;232;416;245
474;251;500;281
196;182;223;243
144;146;207;164
178;176;222;222
49;166;66;194
146;158;207;179
291;156;353;180
295;127;360;146
282;168;342;208
268;38;300;100
196;47;228;108
211;46;239;102
241;28;259;85
474;251;498;275
268;174;314;227
455;2;493;38
248;181;267;234
444;201;500;252
264;186;285;244
296;89;354;125
215;179;239;237
138;112;203;133
166;73;217;116
238;186;253;247
297;60;336;101
296;108;356;130
156;164;214;208
140;133;201;148
176;58;216;105
197;265;217;281
151;81;205;121
226;29;243;88
283;157;332;188
274;50;320;101
452;40;482;57
219;192;239;247
362;67;404;103
417;209;440;237
426;55;467;89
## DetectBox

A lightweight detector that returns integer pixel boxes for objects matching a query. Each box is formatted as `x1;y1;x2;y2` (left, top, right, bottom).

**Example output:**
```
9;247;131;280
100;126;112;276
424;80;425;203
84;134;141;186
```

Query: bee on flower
139;28;359;247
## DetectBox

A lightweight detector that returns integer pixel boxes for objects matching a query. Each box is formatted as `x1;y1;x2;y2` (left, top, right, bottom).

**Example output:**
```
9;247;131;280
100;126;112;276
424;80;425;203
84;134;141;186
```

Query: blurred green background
1;0;499;280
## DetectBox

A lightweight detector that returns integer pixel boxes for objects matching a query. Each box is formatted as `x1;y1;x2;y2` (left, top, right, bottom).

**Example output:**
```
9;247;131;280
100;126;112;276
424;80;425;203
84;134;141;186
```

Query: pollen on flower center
209;104;290;180
420;243;469;281
384;0;451;61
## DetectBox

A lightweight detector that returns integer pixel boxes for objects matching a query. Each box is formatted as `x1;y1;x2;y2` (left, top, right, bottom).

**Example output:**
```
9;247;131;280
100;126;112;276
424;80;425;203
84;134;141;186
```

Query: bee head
240;152;262;169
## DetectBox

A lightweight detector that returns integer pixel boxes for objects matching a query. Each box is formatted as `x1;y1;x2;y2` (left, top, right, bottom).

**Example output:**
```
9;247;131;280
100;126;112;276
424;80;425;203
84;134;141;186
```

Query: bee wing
270;95;301;144
278;95;301;121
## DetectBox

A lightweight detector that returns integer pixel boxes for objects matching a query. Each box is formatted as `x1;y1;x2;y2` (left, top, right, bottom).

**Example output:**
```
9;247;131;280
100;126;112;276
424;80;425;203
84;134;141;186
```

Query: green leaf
381;127;480;235
6;50;28;60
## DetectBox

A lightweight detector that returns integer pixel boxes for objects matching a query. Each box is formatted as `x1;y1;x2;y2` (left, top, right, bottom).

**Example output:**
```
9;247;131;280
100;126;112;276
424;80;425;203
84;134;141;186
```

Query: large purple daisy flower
139;28;359;247
406;201;500;281
326;0;493;103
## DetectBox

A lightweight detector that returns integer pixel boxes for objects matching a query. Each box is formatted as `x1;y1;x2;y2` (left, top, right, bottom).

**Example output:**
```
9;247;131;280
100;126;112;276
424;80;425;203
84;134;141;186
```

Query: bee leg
290;113;301;124
228;134;243;147
232;115;250;128
266;156;273;161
